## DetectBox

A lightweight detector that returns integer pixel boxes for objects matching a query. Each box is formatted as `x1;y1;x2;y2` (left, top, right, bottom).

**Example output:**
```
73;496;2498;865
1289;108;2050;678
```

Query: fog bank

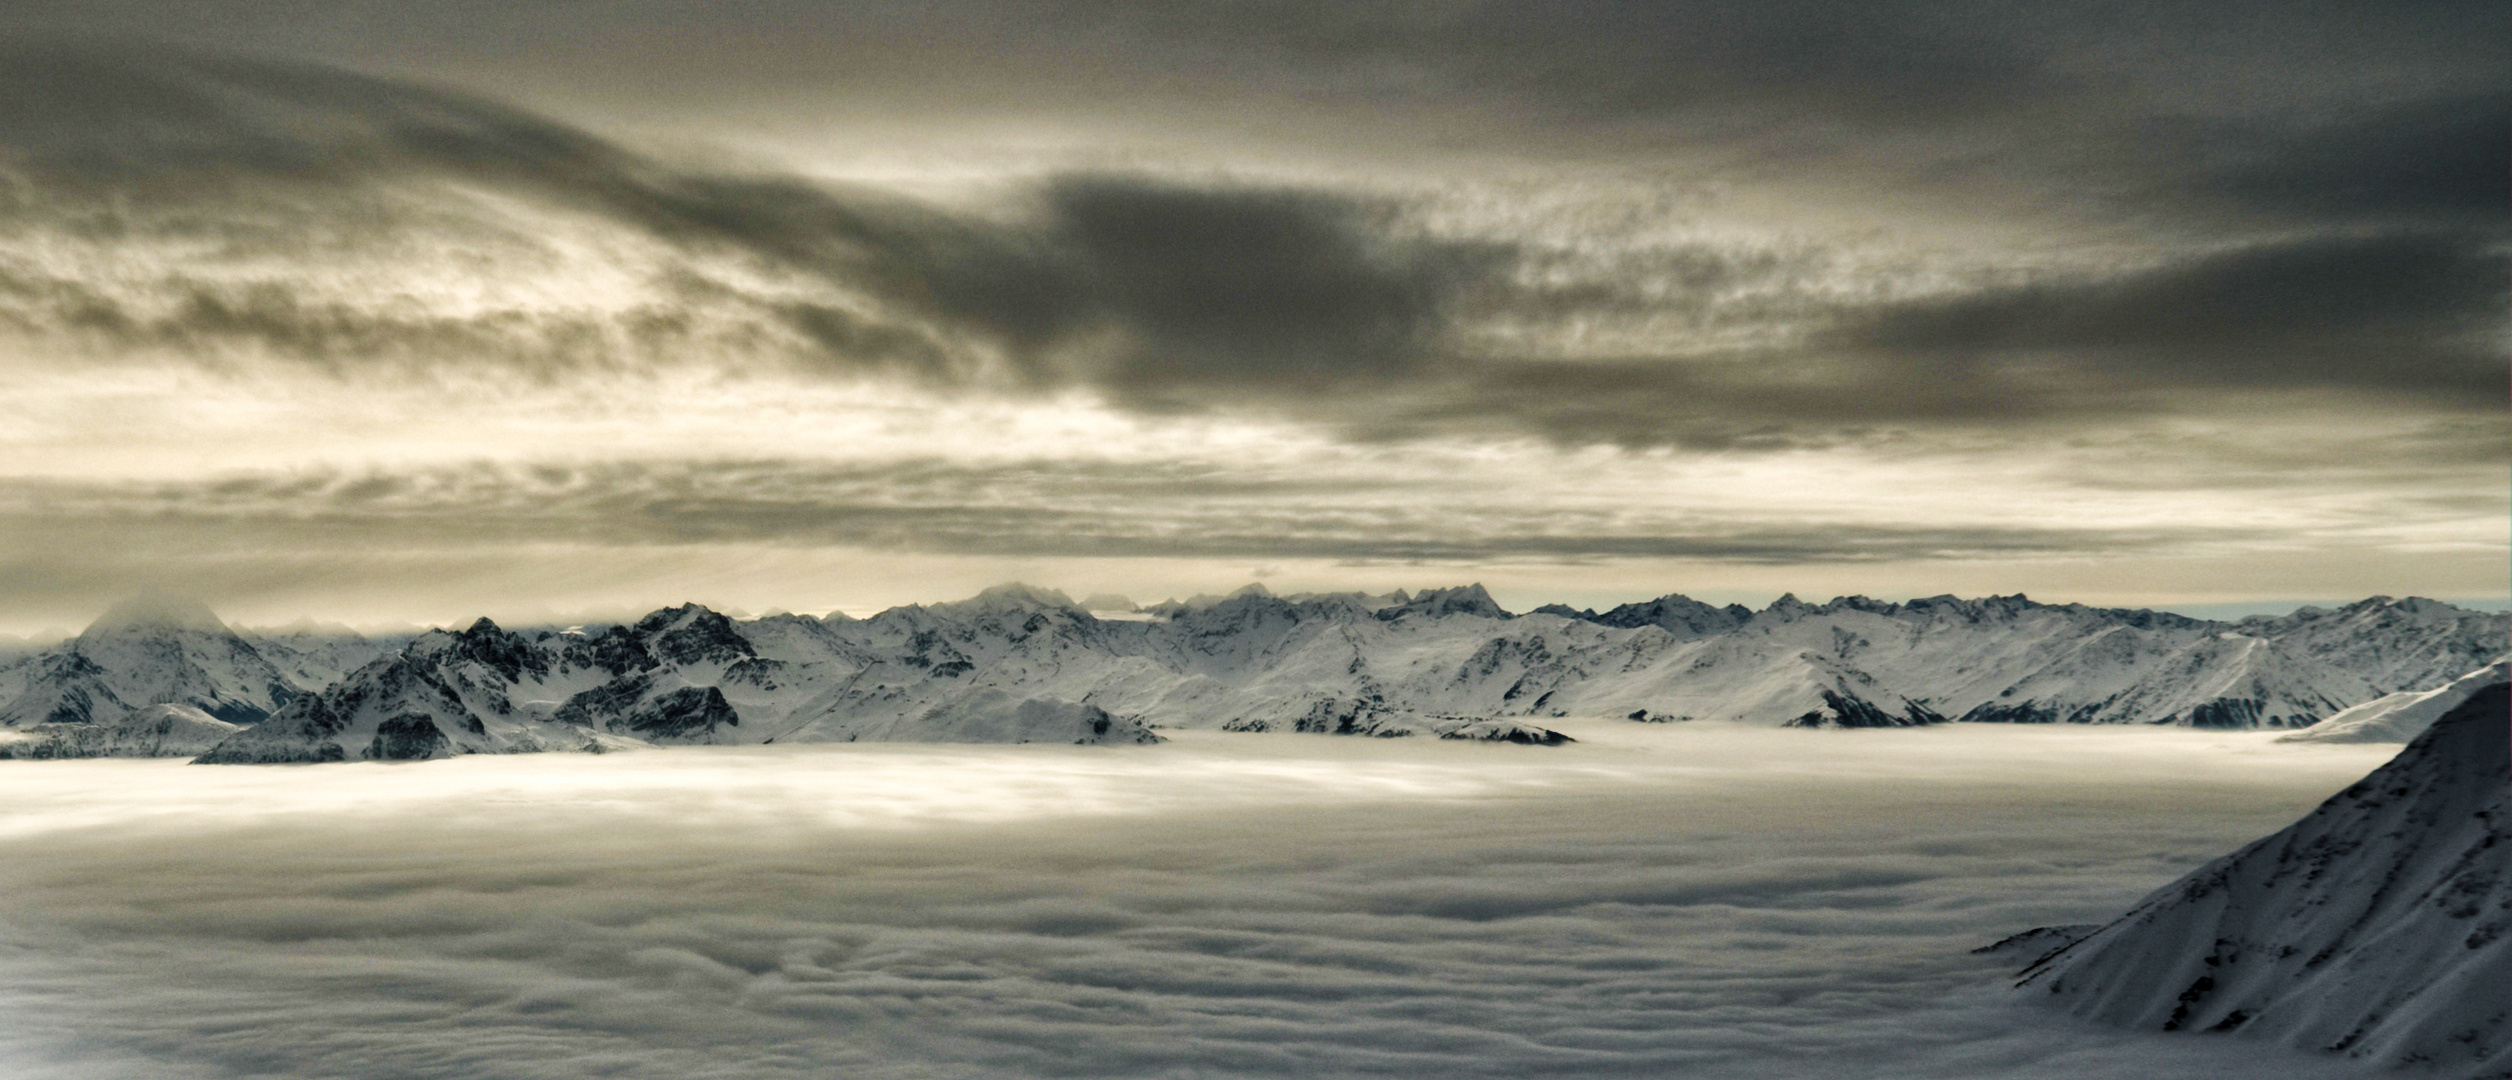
0;723;2395;1078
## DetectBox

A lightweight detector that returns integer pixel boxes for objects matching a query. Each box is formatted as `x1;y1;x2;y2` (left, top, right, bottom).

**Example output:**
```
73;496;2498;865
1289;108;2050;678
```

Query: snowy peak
630;604;755;668
1761;592;1815;620
0;596;300;728
2239;595;2505;692
1377;584;1508;621
961;583;1083;612
1581;592;1752;638
83;593;232;636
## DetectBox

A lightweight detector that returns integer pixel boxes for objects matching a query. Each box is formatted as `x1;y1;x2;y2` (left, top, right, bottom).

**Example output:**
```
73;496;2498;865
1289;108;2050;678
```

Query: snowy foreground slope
2;586;2501;761
2012;684;2511;1075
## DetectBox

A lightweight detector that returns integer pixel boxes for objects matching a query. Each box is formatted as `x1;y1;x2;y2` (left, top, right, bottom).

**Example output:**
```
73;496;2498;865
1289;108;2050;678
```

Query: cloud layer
0;39;2499;447
0;725;2400;1079
0;22;2498;622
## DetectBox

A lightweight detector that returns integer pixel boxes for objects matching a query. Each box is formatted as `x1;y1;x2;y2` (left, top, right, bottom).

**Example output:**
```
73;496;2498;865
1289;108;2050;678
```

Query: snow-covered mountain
237;621;391;697
2010;683;2510;1074
0;595;303;728
2239;597;2508;695
195;604;1166;762
6;586;2497;762
2278;658;2507;744
0;597;387;754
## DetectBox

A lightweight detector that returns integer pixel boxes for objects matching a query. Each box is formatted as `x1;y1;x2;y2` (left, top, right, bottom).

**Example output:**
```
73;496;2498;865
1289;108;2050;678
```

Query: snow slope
2014;683;2511;1074
2278;659;2508;744
0;703;243;759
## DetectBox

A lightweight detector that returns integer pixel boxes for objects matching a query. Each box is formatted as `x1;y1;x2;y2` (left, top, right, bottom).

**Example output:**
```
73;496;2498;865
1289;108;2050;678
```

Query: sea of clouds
0;722;2401;1079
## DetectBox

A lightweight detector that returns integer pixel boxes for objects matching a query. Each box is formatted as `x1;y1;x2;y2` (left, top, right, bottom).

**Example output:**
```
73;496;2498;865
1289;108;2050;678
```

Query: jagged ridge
4;587;2498;761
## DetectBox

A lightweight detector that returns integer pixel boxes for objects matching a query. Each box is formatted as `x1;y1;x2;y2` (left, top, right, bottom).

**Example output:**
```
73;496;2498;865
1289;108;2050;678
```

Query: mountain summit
85;593;233;636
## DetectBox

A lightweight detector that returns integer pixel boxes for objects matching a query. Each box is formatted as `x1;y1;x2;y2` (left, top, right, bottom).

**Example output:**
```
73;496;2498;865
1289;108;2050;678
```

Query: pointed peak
633;602;731;633
1231;582;1274;599
969;583;1079;609
1377;583;1509;621
84;593;232;637
461;616;505;636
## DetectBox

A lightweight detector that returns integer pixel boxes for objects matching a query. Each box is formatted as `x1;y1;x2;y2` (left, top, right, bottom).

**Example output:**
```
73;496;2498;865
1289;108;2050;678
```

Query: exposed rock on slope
198;615;758;763
2014;684;2511;1074
195;605;1167;762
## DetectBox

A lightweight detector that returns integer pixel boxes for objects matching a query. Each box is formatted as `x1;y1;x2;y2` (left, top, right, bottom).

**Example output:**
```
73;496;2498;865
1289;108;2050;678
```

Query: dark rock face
2183;697;2267;729
640;606;756;667
2013;684;2512;1073
193;737;345;764
1960;700;2106;724
564;626;656;678
446;618;548;682
1438;721;1574;746
610;686;737;740
1589;595;1754;638
363;714;449;760
1376;584;1510;621
1784;691;1945;728
1974;925;2102;965
1292;697;1388;736
554;674;654;728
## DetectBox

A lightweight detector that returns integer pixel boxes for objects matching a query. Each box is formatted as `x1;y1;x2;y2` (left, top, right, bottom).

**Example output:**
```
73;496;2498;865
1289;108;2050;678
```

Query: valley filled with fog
0;722;2399;1079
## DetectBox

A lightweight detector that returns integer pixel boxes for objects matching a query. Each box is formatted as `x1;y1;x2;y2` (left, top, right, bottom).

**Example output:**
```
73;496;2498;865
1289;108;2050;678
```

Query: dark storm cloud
0;35;2502;447
1040;177;1497;400
1060;0;2509;231
0;40;1501;392
1057;0;2063;127
2173;91;2512;227
1837;232;2508;405
3;1;2503;206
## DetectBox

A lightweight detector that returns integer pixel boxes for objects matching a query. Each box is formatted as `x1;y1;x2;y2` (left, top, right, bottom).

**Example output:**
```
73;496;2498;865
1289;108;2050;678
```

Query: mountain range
0;585;2500;762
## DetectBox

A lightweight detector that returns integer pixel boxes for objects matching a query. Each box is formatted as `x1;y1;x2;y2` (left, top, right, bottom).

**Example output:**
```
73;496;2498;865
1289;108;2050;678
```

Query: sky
0;1;2502;632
